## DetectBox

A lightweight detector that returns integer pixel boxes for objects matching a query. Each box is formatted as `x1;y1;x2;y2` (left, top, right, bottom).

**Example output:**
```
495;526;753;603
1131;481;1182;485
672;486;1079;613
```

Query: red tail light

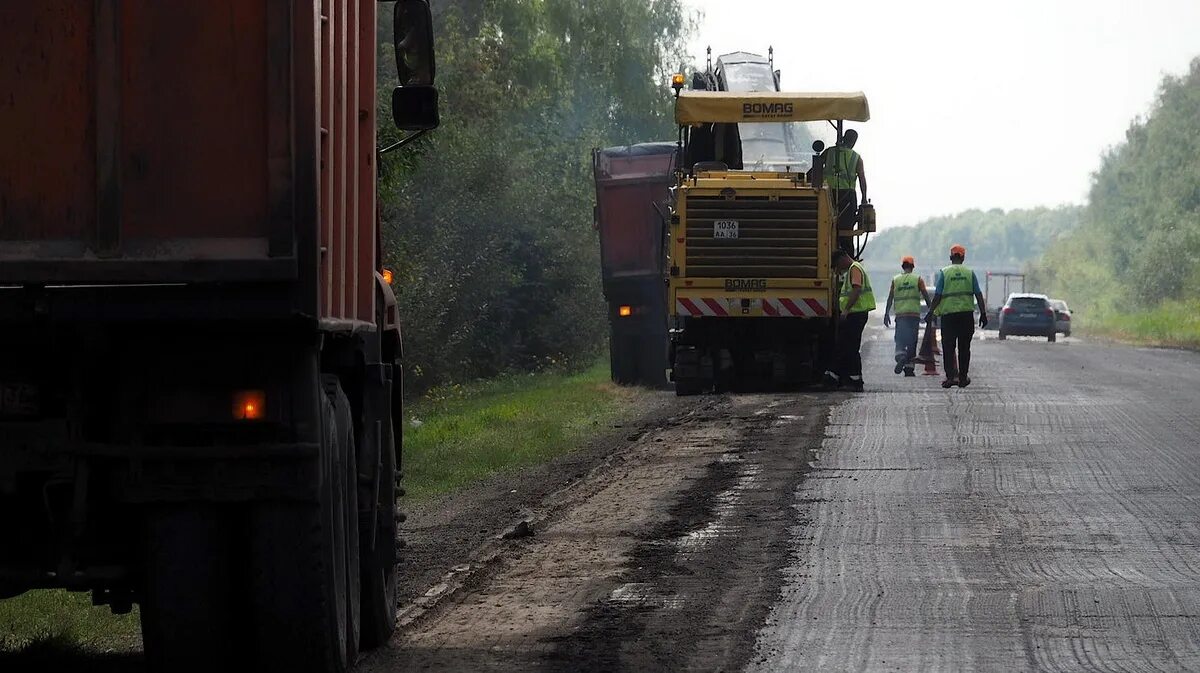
1060;313;1070;320
1002;307;1015;315
1044;308;1054;316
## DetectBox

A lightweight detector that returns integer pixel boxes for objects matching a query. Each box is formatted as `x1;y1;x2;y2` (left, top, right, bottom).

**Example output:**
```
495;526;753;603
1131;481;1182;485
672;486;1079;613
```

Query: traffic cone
917;321;939;376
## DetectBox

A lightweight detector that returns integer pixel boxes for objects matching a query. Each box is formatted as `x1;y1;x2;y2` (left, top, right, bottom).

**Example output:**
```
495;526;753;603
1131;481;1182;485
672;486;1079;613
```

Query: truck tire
998;331;1007;340
248;379;358;673
610;334;637;385
141;506;240;673
359;411;399;649
327;378;362;661
1048;332;1056;343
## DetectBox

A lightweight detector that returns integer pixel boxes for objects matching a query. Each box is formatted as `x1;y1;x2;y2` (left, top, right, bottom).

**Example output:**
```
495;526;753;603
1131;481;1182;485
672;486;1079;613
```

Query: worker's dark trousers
939;311;975;378
833;189;858;254
835;311;870;380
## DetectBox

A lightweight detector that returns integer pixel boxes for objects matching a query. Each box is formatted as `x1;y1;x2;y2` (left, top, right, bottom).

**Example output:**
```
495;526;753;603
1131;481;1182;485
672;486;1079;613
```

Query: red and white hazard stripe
675;297;829;317
761;297;828;317
676;297;729;317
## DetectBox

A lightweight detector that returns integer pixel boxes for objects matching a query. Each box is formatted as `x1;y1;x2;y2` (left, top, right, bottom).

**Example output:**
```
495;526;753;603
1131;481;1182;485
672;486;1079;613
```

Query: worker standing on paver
826;250;875;391
925;245;987;388
883;256;931;377
821;129;867;253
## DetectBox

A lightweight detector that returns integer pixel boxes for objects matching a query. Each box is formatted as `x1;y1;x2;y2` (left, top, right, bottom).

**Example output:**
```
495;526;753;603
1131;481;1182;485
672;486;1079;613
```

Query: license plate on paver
713;220;739;239
1020;313;1036;318
0;383;39;417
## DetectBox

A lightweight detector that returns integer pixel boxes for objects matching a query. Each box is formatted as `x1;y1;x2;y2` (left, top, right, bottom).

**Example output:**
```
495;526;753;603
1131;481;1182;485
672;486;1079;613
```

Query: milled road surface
369;328;1200;672
751;329;1200;671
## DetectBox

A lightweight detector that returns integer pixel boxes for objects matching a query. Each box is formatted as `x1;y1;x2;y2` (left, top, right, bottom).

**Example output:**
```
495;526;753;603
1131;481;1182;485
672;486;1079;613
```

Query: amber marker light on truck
382;268;395;285
619;305;633;317
233;390;266;421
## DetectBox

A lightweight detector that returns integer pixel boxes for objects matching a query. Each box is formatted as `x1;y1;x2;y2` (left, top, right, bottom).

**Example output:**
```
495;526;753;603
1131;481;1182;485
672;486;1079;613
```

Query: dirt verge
361;391;839;672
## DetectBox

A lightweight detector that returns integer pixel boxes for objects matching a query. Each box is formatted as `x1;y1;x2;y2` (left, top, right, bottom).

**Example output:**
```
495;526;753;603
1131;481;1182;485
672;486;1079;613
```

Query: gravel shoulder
391;386;699;612
360;389;841;672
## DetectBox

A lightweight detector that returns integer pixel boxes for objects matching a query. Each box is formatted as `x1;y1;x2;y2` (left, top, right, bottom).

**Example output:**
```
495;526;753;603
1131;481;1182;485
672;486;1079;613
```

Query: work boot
941;377;957;388
958;375;972;388
894;361;905;375
843;376;865;392
903;368;916;377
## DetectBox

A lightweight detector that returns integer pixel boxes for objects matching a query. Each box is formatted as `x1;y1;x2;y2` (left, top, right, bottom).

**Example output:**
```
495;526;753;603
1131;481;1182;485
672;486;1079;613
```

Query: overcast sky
683;0;1200;228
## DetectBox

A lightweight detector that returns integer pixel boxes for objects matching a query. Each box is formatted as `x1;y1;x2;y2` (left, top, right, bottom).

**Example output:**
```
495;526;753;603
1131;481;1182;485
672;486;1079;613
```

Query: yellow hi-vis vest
824;146;859;190
935;264;976;316
840;261;876;313
892;273;921;315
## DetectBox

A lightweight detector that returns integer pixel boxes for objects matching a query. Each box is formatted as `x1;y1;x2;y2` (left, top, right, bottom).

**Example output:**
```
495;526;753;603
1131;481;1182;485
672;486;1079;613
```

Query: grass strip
403;362;635;500
1081;300;1200;349
0;589;140;654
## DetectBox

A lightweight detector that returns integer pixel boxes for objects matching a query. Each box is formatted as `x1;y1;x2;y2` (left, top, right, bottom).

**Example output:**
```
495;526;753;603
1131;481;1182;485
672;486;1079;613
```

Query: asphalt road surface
364;327;1200;672
751;328;1200;672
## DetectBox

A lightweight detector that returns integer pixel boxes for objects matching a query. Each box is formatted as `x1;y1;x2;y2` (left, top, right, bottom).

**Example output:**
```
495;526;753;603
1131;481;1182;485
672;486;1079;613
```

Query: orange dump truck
0;2;438;670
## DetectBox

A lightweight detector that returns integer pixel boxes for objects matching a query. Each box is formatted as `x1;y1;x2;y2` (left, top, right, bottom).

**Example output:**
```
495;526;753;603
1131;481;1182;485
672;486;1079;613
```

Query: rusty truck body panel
0;0;379;326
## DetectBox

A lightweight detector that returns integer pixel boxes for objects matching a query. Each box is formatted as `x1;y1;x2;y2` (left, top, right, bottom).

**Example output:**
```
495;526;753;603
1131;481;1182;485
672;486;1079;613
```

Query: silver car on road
1050;299;1072;337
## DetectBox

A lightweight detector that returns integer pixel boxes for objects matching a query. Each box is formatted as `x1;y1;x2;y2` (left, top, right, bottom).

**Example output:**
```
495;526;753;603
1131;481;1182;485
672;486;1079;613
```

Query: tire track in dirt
358;393;838;672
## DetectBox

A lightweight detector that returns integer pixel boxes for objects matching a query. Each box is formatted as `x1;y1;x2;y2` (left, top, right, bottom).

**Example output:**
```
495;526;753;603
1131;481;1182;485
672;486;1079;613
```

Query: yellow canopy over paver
675;91;870;124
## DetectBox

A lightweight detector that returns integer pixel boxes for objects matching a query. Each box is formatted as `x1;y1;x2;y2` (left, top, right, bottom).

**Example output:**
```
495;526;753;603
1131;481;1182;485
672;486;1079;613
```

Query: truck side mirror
392;0;439;131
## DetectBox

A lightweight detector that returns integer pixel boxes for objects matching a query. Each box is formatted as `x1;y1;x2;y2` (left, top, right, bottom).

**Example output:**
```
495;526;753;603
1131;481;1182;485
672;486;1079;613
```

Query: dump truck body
0;2;430;669
592;143;675;386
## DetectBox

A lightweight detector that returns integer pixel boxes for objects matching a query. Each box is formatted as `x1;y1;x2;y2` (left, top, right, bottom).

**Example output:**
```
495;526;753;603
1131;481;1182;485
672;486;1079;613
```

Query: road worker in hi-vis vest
825;249;875;391
925;244;988;388
820;129;867;253
884;256;931;377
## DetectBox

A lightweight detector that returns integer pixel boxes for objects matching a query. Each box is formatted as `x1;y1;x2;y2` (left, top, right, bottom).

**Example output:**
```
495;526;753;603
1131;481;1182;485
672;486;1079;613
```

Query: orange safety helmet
950;244;967;256
900;255;915;266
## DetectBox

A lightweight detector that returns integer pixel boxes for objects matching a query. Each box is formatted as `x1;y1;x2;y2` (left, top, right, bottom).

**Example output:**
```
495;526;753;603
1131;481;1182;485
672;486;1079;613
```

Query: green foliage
1032;58;1200;340
1080;300;1200;348
377;1;692;391
403;361;633;499
863;206;1082;276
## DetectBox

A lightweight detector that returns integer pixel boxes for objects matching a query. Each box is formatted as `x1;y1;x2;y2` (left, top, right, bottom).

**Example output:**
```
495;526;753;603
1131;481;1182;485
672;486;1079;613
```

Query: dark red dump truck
0;2;438;671
591;143;676;387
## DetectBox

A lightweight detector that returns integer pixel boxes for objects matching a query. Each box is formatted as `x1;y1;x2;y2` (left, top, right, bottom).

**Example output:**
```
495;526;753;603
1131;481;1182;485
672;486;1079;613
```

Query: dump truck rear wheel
328;378;362;661
610;333;639;385
360;412;399;648
248;381;357;673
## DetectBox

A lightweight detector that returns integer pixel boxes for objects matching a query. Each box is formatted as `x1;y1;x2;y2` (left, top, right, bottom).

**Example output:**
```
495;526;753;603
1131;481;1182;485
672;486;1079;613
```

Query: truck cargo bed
0;1;378;325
